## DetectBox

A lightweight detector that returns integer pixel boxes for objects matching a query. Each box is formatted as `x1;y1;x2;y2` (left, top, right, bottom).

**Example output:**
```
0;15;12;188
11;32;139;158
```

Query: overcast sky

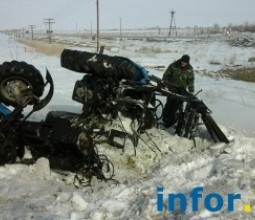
0;0;254;30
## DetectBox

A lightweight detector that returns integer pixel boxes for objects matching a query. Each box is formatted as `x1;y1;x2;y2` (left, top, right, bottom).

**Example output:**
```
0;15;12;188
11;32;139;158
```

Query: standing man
162;54;195;128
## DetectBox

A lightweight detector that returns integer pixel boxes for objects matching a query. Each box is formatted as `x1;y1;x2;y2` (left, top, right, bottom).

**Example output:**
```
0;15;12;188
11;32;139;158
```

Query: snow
0;33;255;219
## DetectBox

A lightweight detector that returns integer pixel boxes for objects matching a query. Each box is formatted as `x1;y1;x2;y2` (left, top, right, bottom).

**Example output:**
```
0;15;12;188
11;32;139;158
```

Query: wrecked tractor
0;50;229;184
0;60;114;185
60;49;229;144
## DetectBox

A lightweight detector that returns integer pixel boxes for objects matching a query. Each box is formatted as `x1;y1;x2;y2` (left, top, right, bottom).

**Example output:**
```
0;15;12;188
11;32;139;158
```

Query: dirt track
17;39;67;57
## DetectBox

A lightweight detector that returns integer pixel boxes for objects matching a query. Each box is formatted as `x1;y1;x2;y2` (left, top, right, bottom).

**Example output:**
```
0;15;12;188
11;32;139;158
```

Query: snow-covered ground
0;33;255;219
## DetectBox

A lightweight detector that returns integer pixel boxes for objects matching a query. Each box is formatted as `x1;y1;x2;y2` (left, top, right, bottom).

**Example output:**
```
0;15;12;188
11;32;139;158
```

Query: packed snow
0;33;255;219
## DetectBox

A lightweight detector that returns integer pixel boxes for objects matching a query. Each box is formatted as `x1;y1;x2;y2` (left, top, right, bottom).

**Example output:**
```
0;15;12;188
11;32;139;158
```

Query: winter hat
180;54;190;64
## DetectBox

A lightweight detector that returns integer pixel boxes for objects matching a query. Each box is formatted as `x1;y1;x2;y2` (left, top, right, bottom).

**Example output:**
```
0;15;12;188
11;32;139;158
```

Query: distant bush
231;24;255;33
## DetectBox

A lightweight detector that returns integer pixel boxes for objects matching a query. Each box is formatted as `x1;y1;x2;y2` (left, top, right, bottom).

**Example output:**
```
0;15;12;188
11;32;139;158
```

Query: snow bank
0;33;255;219
0;129;255;219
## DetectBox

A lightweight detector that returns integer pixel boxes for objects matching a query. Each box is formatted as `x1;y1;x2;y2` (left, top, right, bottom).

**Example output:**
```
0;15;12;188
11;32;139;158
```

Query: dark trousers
162;98;183;128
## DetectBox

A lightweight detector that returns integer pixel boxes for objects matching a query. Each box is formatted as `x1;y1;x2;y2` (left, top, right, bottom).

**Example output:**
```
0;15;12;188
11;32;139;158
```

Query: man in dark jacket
162;54;195;128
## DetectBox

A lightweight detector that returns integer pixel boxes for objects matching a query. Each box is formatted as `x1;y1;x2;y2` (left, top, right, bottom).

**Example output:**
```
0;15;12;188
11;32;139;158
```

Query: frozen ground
0;33;255;219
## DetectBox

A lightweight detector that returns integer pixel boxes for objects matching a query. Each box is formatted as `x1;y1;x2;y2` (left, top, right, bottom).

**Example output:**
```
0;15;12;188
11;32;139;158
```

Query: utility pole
96;0;99;52
20;28;25;39
44;18;55;43
119;17;122;40
168;10;176;37
21;28;25;38
28;25;36;40
90;22;93;38
76;22;78;37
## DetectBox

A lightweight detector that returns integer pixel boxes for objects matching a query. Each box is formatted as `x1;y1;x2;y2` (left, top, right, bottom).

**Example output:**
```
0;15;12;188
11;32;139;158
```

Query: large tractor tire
0;61;45;107
60;49;148;83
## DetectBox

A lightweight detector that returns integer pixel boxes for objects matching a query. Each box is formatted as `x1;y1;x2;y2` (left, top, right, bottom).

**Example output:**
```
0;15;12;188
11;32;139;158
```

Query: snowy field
0;33;255;219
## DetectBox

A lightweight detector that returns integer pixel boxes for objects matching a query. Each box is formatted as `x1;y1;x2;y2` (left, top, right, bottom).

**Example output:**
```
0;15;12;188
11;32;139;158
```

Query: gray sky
0;0;254;30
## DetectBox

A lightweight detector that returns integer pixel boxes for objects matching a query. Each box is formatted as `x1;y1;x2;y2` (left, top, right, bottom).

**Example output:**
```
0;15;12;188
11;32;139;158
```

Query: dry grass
17;39;67;57
220;68;255;83
196;68;255;83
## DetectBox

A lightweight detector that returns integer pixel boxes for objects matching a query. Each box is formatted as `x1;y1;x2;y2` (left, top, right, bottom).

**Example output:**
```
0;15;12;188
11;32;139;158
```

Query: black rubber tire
0;135;18;165
61;49;139;80
0;61;44;106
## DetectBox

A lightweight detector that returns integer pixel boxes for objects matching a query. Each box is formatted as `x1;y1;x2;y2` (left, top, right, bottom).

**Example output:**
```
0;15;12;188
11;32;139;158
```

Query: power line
168;10;176;37
44;18;55;43
120;17;122;40
28;25;36;40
